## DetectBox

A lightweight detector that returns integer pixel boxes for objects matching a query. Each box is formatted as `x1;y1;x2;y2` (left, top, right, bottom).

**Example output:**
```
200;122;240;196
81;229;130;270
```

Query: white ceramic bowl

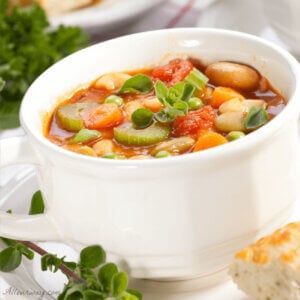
0;28;300;287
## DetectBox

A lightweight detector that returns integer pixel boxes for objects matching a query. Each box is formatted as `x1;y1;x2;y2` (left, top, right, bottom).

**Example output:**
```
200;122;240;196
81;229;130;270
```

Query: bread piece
36;0;93;15
230;222;300;300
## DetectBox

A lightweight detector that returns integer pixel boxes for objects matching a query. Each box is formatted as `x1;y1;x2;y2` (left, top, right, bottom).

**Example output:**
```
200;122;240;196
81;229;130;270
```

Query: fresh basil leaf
154;109;176;123
29;190;45;215
69;129;101;144
127;289;143;300
131;108;154;129
0;247;22;272
154;80;169;106
80;245;106;269
112;272;128;296
118;75;153;94
244;106;268;130
98;263;118;293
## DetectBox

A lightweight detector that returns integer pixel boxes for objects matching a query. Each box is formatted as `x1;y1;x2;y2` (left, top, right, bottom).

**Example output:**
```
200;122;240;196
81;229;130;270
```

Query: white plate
49;0;166;34
1;167;300;299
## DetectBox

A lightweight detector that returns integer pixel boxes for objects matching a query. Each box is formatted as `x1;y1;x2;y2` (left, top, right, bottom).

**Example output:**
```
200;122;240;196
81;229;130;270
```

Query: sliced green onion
244;107;268;130
155;150;171;158
188;97;204;110
184;68;208;92
226;131;245;141
69;128;101;144
131;108;154;129
105;95;123;107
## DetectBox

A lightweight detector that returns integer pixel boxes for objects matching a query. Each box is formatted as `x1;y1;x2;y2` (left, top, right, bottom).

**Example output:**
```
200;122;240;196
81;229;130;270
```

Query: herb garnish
0;0;89;129
0;191;142;300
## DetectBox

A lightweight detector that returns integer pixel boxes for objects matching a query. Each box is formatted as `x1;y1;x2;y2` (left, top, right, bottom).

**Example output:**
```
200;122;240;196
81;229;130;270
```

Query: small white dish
49;0;166;34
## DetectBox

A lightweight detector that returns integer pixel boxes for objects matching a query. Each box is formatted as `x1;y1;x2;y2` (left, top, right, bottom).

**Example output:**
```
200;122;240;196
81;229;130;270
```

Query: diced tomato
173;106;216;137
82;103;123;129
152;59;193;86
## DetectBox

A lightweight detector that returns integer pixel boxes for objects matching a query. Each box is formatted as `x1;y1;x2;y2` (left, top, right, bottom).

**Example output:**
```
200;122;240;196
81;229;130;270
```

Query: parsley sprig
0;0;89;129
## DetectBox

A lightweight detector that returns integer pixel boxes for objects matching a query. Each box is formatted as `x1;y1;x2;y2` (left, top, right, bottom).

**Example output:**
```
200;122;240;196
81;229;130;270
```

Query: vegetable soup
46;58;286;159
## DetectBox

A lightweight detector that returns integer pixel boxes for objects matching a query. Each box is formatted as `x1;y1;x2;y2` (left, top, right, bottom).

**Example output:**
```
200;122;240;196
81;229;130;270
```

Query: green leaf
0;78;5;91
41;254;63;272
80;245;106;269
169;101;189;116
15;244;34;260
98;262;118;292
127;289;143;300
64;284;85;300
131;108;154;129
154;109;176;123
0;237;17;247
112;272;128;296
118;75;153;94
0;247;22;272
69;129;101;144
244;106;268;130
117;292;139;300
155;80;169;106
83;290;104;300
78;265;97;281
64;261;77;270
29;190;45;215
181;83;195;102
0;100;21;129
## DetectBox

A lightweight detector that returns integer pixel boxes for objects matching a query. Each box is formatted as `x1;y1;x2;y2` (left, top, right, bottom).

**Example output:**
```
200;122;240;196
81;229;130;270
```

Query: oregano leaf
80;245;106;269
0;247;22;272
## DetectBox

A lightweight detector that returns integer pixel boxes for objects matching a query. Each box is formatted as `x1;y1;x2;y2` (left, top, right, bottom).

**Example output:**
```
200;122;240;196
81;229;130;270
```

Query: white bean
151;137;195;155
94;73;131;90
93;139;114;156
215;112;246;132
205;62;260;91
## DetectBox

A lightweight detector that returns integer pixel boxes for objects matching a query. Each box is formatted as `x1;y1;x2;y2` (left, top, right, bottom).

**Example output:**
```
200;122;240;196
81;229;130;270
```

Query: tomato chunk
152;59;193;86
173;106;216;136
82;103;123;129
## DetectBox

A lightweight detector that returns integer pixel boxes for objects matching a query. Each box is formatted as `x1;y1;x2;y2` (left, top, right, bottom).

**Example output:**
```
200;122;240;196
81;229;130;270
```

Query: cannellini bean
201;86;214;101
244;99;266;109
129;155;151;160
205;62;260;91
93;139;114;156
142;96;163;113
215;112;246;132
65;145;97;156
151;137;195;155
219;98;244;114
94;73;131;90
124;100;144;121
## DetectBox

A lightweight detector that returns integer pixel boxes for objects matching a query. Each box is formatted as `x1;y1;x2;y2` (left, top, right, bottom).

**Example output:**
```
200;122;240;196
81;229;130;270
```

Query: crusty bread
230;222;300;300
9;0;98;15
36;0;93;15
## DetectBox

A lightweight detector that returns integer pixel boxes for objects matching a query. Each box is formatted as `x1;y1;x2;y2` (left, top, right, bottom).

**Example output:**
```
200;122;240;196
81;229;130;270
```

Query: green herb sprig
0;191;142;300
0;0;89;129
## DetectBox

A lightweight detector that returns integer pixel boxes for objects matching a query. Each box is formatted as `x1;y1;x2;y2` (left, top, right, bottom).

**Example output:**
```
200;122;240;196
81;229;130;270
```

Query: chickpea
205;62;260;91
94;73;131;90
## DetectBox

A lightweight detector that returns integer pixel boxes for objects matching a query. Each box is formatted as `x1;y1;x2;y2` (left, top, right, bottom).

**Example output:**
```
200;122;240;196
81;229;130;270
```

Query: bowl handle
0;136;61;241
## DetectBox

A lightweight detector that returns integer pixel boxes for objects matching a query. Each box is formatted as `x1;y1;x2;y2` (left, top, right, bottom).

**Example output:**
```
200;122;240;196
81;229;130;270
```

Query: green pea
155;150;171;158
188;97;204;110
226;131;246;141
105;95;123;107
102;152;118;159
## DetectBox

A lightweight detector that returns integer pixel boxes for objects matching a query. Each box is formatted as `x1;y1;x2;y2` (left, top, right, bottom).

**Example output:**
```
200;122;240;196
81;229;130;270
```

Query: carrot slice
193;131;228;152
82;103;123;130
210;87;244;108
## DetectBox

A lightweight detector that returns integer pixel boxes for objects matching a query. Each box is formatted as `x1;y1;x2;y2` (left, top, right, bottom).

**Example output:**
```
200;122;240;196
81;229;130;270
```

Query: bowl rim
20;27;300;169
